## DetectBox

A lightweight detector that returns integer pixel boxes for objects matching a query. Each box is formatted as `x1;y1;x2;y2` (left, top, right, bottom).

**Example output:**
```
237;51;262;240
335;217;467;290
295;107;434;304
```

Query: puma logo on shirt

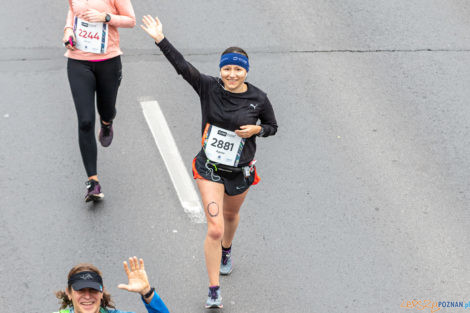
249;103;258;109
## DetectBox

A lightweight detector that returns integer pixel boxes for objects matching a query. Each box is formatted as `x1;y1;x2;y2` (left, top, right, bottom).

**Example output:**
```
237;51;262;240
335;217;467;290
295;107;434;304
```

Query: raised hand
117;256;151;295
140;15;164;43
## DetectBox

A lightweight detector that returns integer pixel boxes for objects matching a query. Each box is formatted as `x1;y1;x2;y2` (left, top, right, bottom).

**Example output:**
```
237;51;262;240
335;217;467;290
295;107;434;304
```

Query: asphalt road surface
1;1;470;312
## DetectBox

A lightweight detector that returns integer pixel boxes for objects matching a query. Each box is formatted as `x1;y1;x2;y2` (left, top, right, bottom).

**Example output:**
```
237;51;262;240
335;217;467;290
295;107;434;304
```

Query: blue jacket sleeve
141;291;170;313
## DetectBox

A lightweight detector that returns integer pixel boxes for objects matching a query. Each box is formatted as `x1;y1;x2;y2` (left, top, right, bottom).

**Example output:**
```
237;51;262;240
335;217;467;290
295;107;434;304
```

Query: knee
78;120;93;133
224;212;238;223
207;224;224;241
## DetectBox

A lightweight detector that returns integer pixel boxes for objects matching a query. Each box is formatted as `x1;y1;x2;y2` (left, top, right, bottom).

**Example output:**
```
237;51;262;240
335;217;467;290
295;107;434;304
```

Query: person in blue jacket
54;256;169;313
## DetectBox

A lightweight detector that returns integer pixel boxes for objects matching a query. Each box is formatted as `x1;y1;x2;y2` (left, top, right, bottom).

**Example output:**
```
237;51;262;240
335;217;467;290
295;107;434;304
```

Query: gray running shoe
205;286;223;309
220;248;232;275
85;179;104;202
98;123;113;147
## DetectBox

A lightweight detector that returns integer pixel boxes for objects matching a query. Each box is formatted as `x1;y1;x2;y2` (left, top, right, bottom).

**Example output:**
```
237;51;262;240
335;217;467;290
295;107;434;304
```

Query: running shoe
220;247;232;275
98;122;113;147
205;286;223;309
85;179;104;202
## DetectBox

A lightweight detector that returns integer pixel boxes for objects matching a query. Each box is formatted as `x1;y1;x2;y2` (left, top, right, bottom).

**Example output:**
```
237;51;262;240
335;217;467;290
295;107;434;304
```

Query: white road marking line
140;99;204;223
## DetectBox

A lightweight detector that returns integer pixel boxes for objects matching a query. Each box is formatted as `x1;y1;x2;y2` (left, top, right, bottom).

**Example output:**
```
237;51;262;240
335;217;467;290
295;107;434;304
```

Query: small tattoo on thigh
207;201;219;217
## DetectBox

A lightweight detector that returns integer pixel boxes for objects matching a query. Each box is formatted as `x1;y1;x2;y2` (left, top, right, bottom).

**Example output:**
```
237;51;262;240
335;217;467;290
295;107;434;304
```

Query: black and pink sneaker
98;122;114;147
85;179;104;202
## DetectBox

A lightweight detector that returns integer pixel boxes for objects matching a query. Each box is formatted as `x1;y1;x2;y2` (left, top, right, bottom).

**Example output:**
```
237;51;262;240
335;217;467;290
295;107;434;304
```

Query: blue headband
219;53;249;72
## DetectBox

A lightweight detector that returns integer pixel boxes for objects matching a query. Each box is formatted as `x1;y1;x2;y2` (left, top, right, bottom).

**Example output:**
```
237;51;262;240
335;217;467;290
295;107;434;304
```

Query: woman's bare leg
222;189;249;248
197;179;225;286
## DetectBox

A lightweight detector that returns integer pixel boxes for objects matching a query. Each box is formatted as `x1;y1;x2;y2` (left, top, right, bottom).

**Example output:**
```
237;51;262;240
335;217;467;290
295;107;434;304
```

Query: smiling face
220;64;248;93
67;287;103;313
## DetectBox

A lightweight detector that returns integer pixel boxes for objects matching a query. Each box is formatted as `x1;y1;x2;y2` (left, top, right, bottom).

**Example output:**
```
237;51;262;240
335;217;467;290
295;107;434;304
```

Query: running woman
54;256;169;313
140;15;278;308
63;0;135;201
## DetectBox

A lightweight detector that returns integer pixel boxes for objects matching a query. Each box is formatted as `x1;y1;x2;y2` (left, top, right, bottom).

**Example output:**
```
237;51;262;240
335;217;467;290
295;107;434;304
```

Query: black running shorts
192;150;260;196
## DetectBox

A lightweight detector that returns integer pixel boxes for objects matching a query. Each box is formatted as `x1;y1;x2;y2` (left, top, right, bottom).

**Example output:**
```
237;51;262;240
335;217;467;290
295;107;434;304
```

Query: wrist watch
143;287;155;299
105;13;111;23
257;126;265;137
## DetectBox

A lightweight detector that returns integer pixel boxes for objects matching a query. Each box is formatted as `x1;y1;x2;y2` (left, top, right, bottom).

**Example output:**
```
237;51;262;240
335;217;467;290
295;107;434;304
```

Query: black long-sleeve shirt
156;38;278;165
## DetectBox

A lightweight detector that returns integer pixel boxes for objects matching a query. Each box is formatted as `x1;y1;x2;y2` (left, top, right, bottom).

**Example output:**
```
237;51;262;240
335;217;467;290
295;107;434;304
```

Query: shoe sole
85;193;104;202
220;261;232;275
205;304;223;309
99;140;112;147
99;138;112;147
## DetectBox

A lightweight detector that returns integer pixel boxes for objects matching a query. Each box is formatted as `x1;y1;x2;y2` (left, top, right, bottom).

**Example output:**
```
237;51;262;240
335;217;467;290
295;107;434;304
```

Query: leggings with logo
67;56;122;177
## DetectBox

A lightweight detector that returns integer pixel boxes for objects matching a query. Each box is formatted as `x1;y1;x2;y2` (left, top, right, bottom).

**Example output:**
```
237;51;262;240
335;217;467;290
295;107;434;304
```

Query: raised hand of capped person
81;8;107;23
140;15;165;43
235;125;262;138
62;28;76;51
118;256;154;303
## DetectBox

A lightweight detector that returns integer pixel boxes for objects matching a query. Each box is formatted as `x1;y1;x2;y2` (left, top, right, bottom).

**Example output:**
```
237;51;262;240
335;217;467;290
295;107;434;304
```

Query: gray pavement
1;1;470;312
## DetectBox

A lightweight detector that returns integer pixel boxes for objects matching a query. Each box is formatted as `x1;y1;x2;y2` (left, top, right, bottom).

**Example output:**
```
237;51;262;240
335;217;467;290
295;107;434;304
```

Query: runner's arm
64;7;73;31
117;257;170;313
258;97;278;137
140;15;207;94
156;37;207;94
108;0;136;28
63;7;76;50
141;290;170;313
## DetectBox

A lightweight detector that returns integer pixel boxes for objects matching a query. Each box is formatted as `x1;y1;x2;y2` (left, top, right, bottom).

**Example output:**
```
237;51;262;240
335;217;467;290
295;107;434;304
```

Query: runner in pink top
62;0;135;202
64;0;135;60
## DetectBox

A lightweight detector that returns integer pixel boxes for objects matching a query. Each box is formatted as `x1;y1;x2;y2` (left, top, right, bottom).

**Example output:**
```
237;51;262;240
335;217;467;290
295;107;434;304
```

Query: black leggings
67;56;122;177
